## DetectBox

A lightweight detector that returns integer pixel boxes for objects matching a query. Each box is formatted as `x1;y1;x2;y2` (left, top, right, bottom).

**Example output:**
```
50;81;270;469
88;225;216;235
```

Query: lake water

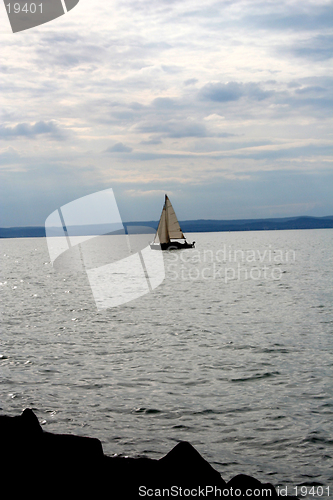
1;229;333;498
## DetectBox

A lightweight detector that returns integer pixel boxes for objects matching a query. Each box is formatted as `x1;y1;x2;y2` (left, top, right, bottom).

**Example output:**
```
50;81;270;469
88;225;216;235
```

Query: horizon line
1;213;333;229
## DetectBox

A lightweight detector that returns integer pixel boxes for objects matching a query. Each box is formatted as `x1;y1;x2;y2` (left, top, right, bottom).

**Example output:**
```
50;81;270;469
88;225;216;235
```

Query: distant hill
1;215;333;238
179;215;333;233
0;226;46;238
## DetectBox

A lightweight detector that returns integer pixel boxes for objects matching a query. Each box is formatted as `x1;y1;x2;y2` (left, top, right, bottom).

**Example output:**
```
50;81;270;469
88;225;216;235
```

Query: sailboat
150;195;195;250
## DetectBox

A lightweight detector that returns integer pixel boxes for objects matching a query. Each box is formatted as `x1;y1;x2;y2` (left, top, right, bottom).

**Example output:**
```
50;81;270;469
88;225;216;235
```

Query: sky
1;0;333;226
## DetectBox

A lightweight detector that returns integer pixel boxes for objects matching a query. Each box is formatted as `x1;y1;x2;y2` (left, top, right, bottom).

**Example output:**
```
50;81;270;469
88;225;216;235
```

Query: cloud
0;146;21;165
140;138;163;145
1;0;333;225
136;120;208;138
105;142;133;153
161;64;183;74
152;97;179;109
199;81;273;103
274;78;333;116
184;78;198;86
34;33;108;68
199;82;243;102
284;34;333;61
213;143;333;161
295;85;327;95
244;4;333;32
0;121;68;140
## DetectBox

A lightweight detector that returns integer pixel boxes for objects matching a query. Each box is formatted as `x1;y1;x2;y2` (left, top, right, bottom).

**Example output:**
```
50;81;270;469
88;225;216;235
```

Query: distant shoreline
1;215;333;238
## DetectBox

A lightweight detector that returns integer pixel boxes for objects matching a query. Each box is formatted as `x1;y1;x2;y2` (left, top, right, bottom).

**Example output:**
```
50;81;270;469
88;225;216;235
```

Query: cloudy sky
1;0;333;226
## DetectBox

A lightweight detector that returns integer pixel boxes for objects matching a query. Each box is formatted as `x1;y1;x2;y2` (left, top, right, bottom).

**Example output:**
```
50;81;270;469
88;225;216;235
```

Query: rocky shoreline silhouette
1;408;298;498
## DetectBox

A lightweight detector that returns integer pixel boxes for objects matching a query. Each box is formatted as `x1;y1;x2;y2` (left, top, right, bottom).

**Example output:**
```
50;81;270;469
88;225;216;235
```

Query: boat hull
150;241;195;250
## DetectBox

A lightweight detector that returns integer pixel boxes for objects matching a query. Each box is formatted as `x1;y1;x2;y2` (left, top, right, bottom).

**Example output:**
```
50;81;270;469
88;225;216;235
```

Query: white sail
153;195;185;244
154;204;169;244
165;196;185;239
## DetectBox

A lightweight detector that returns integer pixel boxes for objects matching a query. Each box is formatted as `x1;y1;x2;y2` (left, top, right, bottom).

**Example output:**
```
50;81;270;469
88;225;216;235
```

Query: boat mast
165;194;170;243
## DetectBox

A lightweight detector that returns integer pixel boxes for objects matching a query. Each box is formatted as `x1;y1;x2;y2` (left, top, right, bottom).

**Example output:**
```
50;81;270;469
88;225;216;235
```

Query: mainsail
153;195;185;244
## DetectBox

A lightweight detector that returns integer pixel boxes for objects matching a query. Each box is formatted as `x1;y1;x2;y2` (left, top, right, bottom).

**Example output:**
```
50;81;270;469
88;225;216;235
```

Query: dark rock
227;474;279;498
0;409;299;498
